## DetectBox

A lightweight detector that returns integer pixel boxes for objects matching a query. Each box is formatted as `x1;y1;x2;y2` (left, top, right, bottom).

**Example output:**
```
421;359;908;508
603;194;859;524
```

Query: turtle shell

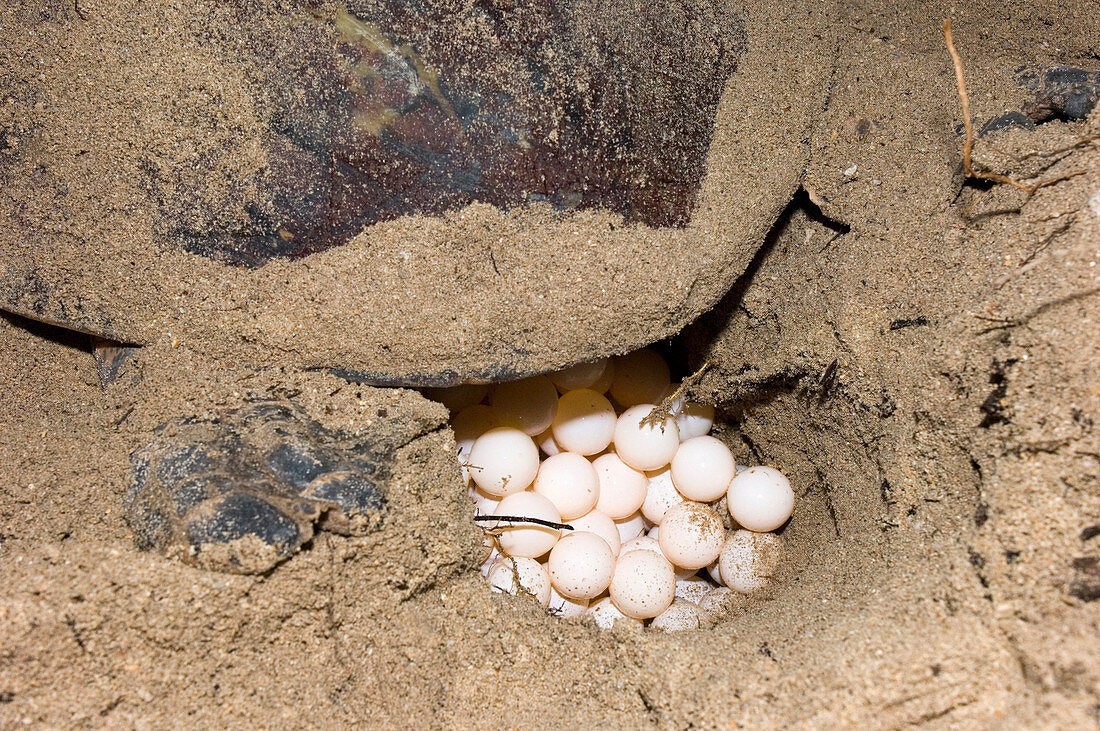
0;0;832;386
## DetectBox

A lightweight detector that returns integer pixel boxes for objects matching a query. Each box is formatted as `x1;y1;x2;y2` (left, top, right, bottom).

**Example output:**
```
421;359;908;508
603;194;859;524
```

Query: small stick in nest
943;18;1036;196
639;359;714;430
473;514;575;533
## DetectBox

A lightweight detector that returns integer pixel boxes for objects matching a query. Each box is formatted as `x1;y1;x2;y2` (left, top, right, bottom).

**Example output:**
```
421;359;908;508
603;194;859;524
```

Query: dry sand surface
1;0;1099;727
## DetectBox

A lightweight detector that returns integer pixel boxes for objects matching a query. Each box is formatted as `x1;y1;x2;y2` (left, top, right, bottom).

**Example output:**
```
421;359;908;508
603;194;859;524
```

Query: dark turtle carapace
156;3;742;267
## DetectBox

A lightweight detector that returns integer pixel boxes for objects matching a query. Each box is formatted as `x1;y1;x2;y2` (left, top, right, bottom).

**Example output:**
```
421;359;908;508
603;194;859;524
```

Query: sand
1;0;1099;727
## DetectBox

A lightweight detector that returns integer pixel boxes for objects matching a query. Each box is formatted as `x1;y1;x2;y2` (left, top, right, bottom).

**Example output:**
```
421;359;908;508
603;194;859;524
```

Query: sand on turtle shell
1;0;1100;727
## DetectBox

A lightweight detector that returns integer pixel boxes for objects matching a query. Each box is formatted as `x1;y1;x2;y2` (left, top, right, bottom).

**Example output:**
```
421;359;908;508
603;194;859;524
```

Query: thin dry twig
640;359;715;429
944;19;1036;196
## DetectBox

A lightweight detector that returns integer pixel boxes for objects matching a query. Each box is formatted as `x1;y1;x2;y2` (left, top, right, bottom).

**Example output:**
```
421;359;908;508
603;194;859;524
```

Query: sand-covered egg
548;531;616;600
658;502;724;570
719;529;784;593
609;549;676;619
487;556;552;608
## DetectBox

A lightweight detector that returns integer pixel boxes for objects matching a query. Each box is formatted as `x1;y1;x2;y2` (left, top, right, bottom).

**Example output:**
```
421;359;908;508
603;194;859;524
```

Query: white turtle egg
535;427;562;457
490;492;562;558
620;535;662;556
586;597;643;630
453;404;503;483
592;453;648;519
548;531;615;600
719;529;784;593
568;509;621;556
705;558;723;585
614;511;646;542
658;502;725;570
480;533;495;565
550;389;616;455
609;348;671;408
726;466;795;532
675;402;715;441
532;452;600;520
649;600;701;632
671;436;736;502
468;427;540;496
548;358;609;392
489;375;559;436
675;575;713;605
424;383;489;413
641;466;687;524
468;485;501;516
613;405;679;471
588;358;616;395
486;556;552;608
548;586;589;619
609;549;676;619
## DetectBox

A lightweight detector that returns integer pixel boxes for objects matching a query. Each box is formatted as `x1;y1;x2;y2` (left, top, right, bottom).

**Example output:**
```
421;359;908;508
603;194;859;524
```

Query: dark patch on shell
151;1;744;267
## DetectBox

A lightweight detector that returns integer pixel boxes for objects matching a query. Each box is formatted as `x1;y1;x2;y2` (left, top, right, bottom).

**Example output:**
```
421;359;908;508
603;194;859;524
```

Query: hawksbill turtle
0;0;832;572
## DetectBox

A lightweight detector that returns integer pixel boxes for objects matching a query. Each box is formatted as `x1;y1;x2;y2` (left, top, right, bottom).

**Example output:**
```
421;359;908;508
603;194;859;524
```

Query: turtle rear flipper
127;400;394;573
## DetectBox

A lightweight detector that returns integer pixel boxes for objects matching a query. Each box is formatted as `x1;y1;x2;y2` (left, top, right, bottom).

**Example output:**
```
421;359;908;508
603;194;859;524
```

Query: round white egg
491;491;562;558
719;529;784;593
548;531;615;600
675;401;715;441
550;389;617;455
613;405;680;471
535;427;562;457
609;549;676;619
489;375;560;436
620;535;662;556
548;586;589;619
486;556;551;608
468;485;501;516
592;453;648;519
547;358;609;392
640;466;687;524
658;502;725;570
468;427;540;496
532;452;600;520
609;348;671;408
671;435;736;502
614;511;647;542
568;509;621;556
452;404;503;483
726;465;795;532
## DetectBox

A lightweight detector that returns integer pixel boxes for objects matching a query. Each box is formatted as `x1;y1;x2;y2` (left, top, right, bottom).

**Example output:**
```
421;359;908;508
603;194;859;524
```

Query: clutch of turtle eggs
429;348;794;632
